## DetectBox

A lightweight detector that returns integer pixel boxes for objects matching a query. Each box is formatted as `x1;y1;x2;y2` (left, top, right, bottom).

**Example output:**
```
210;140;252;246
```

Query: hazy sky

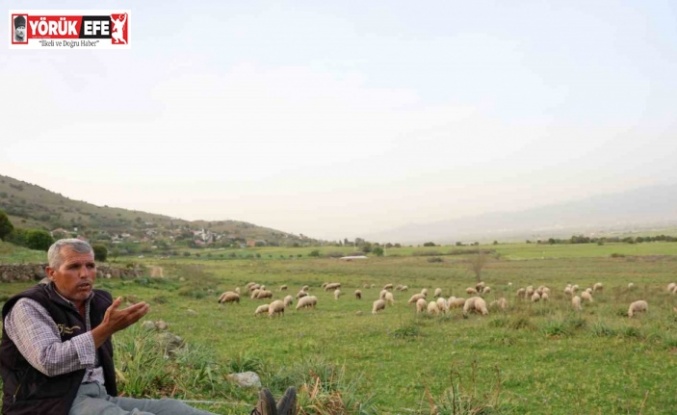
2;1;676;240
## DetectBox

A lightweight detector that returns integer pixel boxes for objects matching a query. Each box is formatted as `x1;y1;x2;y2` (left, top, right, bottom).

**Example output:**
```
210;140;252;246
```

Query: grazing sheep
302;285;310;292
363;283;371;289
531;292;541;302
283;295;294;307
525;286;535;297
516;288;527;298
421;288;429;297
296;290;308;299
408;293;426;304
628;300;648;317
490;297;508;310
296;295;317;310
379;289;389;300
384;291;395;306
466;287;478;295
248;283;261;292
667;282;676;292
218;291;240;304
481;286;491;295
416;298;427;313
324;282;341;291
245;282;258;291
235;287;240;294
400;285;409;291
395;284;407;291
476;281;486;292
672;285;677;294
355;289;362;300
372;299;386;314
436;297;448;313
540;292;549;302
383;283;394;290
279;285;288;291
427;301;440;315
572;295;582;311
572;284;579;293
254;304;269;316
581;291;593;303
627;282;636;289
256;290;273;300
268;300;286;317
593;282;604;292
434;288;443;298
447;297;466;309
463;296;488;316
250;289;261;299
564;286;573;296
334;288;341;300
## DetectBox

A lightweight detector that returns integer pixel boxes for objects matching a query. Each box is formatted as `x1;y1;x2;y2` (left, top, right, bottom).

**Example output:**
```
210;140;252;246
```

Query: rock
227;371;262;388
141;321;156;331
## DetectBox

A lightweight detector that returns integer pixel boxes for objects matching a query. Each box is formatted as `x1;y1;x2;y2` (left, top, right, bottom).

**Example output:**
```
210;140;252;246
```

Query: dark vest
0;283;117;415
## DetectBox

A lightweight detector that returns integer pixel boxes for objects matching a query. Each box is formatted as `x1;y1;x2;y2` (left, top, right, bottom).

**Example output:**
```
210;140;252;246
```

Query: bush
93;244;108;262
0;209;13;241
25;229;54;251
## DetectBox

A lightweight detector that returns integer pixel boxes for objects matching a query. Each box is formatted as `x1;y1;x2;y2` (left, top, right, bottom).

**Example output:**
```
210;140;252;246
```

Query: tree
93;244;108;262
467;250;489;282
25;229;54;251
372;246;384;257
0;209;13;241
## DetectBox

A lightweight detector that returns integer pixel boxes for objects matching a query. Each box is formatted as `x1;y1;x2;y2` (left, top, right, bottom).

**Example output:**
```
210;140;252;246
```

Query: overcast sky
2;1;676;241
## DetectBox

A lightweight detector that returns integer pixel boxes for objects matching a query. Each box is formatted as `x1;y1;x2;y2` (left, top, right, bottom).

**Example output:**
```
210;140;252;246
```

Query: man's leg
108;395;217;415
70;383;155;415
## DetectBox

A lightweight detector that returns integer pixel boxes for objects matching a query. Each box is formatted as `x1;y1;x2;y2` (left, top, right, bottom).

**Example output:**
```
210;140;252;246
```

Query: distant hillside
365;183;677;244
0;174;315;247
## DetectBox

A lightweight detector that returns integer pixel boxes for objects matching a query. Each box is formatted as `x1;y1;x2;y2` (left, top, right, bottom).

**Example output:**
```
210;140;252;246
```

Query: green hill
0;174;318;251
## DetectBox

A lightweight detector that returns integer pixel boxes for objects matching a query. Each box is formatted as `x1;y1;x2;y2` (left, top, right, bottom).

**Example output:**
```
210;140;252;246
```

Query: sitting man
0;238;297;415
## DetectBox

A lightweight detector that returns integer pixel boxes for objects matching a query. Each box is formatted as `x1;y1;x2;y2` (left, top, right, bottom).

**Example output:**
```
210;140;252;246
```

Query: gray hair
47;238;94;268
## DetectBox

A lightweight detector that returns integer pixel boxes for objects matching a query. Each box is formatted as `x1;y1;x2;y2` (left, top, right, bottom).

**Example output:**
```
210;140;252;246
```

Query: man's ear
45;266;55;280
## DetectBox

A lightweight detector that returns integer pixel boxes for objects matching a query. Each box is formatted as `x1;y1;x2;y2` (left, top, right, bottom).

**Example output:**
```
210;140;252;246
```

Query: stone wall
0;263;143;283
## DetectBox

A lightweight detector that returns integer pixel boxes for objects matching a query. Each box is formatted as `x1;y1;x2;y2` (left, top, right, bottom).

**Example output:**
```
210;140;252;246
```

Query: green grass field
1;242;677;414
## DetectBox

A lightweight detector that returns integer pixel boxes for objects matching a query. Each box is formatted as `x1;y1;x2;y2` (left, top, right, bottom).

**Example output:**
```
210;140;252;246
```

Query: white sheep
593;282;604;292
354;289;362;300
254;304;269;316
667;282;676;292
379;289;388;300
334;288;341;300
564;286;573;297
572;295;582;311
481;286;491;295
581;291;593;303
279;284;288;291
372;299;386;314
408;293;426;304
540;292;549;302
268;300;285;317
628;300;648;317
531;292;541;302
627;282;636;289
296;295;317;310
476;281;486;292
283;295;293;307
324;282;341;291
384;291;395;306
296;290;308;299
489;297;507;310
383;283;394;290
420;288;429;297
416;298;427;313
466;287;478;295
447;297;466;309
427;300;440;315
436;297;448;313
433;288;443;298
302;285;310;292
516;288;527;298
218;291;240;304
256;290;273;300
463;296;488;316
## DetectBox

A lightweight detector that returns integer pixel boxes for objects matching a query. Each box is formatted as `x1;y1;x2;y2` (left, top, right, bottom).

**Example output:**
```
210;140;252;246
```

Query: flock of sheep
217;280;677;318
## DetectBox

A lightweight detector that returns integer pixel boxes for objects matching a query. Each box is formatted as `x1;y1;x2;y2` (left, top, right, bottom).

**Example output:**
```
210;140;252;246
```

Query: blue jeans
69;382;217;415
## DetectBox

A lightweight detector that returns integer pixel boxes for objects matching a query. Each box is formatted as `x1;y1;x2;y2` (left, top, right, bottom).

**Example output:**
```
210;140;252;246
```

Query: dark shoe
277;386;298;415
251;388;277;415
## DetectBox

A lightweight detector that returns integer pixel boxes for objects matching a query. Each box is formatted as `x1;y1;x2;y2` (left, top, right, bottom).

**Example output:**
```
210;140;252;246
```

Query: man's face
15;25;25;40
46;247;97;307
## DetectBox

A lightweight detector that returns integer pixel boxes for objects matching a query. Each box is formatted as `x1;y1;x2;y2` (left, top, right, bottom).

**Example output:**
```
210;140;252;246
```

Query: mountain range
364;183;677;244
